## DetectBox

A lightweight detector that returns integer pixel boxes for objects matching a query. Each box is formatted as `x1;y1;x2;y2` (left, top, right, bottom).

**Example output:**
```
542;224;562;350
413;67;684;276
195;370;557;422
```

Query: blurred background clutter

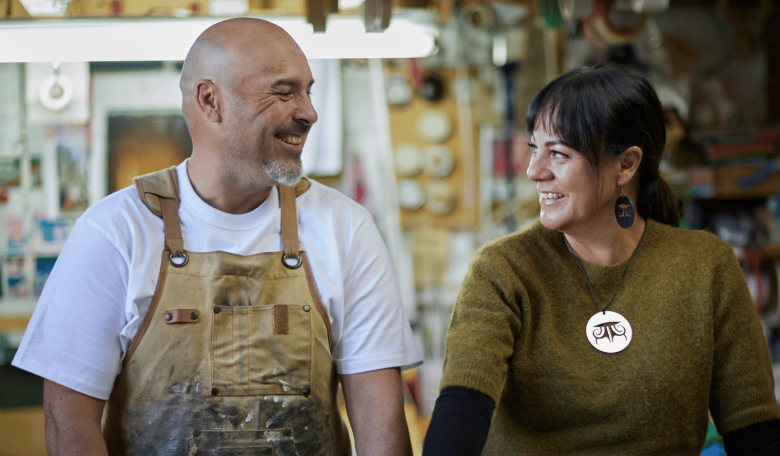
0;0;779;455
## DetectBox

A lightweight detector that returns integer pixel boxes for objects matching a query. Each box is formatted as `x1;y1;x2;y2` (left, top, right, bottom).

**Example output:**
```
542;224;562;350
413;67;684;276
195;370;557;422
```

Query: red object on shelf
707;143;775;158
754;131;780;143
493;134;531;178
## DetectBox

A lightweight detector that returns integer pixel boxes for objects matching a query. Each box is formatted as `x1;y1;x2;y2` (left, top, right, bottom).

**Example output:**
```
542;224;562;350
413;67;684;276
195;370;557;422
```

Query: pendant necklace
563;224;646;354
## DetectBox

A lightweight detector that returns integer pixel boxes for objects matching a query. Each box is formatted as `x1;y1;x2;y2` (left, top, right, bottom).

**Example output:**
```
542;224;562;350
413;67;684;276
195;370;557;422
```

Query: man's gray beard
261;158;303;186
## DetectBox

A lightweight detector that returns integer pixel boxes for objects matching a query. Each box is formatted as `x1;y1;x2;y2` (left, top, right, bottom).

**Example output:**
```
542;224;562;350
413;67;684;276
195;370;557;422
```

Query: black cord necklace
563;223;647;354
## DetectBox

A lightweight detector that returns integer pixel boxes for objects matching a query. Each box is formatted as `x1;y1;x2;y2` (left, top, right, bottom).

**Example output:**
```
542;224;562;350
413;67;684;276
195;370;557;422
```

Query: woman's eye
551;150;568;158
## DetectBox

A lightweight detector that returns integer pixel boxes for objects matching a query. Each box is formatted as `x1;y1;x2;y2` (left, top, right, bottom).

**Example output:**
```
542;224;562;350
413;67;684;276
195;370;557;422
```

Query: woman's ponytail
638;174;679;227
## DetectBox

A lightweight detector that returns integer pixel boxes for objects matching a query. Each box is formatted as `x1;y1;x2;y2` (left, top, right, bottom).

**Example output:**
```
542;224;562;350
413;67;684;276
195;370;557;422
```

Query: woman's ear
616;146;643;187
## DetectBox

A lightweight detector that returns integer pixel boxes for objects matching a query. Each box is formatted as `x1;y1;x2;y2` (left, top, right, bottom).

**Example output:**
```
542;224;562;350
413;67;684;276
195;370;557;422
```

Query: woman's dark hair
525;64;679;227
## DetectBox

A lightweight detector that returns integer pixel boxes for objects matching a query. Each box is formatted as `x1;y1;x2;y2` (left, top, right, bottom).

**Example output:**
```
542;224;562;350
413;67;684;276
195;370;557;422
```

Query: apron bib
102;167;351;456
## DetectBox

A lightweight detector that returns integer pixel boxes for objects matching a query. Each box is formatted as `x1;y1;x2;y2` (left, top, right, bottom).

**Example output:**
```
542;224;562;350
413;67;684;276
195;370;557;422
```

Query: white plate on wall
398;179;426;211
417;111;453;144
395;144;425;177
423;145;455;179
425;181;457;215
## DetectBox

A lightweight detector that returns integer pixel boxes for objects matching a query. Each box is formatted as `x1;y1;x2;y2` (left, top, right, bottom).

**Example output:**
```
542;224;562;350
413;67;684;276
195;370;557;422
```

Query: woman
423;65;780;455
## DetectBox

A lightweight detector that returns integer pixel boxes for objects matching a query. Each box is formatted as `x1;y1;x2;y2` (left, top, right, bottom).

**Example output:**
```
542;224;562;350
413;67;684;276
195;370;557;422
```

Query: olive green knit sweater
441;219;779;455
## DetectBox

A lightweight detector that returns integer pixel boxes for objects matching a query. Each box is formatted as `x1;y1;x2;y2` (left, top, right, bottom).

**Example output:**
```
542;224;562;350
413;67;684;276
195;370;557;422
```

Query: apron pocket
191;429;297;455
212;305;312;396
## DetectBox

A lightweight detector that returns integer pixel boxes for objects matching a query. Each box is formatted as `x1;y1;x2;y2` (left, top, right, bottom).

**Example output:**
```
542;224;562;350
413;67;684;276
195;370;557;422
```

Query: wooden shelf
760;245;780;261
714;166;780;199
0;315;31;332
687;166;780;199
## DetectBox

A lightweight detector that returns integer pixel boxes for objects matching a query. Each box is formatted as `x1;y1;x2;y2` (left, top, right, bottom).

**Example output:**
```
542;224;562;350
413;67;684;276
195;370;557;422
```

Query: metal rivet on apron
302;387;311;395
283;429;292;437
211;388;219;396
164;313;172;321
303;305;311;312
213;306;221;314
190;311;198;320
192;429;201;438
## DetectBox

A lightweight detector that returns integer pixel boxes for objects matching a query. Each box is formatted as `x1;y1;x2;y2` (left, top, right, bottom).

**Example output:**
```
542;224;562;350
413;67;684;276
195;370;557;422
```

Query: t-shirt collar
176;159;279;231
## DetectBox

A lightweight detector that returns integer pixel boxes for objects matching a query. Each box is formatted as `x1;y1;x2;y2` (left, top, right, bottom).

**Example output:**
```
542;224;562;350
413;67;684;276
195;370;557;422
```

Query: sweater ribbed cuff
440;359;505;406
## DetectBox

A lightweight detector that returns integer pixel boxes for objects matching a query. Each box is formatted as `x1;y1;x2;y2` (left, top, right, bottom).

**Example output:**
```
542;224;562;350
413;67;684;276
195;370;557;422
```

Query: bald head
180;17;317;194
180;18;305;98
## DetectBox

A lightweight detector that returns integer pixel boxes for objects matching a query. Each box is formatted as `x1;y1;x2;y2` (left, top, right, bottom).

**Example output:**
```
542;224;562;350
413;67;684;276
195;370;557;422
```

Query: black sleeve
722;419;780;456
422;386;495;456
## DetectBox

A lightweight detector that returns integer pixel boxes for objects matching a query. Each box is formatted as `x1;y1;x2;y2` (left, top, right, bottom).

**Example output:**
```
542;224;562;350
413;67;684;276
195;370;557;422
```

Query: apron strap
279;184;300;258
134;166;185;257
160;198;185;256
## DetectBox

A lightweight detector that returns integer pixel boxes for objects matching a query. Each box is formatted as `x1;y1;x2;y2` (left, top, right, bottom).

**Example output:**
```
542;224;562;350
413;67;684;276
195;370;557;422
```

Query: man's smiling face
219;38;318;186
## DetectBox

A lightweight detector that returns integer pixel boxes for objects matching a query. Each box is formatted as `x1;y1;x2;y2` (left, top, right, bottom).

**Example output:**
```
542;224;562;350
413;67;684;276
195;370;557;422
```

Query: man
12;18;422;455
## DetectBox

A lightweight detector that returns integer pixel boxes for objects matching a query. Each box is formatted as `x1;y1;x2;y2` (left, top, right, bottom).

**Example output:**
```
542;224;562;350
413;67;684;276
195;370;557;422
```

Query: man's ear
616;146;643;187
194;79;222;123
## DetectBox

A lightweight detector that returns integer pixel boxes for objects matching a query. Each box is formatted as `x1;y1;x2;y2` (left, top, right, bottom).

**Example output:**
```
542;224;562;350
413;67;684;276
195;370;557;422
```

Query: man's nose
294;95;318;126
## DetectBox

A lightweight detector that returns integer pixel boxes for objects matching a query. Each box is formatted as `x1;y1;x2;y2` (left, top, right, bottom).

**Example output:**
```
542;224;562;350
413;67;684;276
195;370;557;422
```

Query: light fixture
0;12;436;62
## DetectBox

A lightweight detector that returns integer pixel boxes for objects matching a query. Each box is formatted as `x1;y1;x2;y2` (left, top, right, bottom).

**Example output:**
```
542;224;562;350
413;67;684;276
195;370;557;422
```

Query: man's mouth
277;134;303;145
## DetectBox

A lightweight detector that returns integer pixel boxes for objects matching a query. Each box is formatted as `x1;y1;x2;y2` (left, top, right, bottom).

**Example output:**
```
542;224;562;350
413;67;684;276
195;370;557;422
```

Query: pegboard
387;68;480;230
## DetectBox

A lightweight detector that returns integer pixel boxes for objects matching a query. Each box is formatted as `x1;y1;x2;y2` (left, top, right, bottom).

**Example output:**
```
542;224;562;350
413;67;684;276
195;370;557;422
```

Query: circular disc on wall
425;181;457;216
395;144;425;177
387;75;413;106
417;111;453;144
423;145;455;179
419;73;445;102
39;75;74;111
398;179;426;211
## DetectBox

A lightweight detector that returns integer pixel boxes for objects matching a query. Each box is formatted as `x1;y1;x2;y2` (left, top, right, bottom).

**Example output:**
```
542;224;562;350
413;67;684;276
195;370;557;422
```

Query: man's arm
44;379;109;456
340;368;412;456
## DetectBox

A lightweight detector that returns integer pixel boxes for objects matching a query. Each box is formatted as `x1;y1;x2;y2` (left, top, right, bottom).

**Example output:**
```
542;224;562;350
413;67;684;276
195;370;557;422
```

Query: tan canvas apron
102;167;351;456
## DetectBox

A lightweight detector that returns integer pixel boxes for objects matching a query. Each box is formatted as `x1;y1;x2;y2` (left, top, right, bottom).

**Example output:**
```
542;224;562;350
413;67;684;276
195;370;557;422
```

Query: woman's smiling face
527;126;617;234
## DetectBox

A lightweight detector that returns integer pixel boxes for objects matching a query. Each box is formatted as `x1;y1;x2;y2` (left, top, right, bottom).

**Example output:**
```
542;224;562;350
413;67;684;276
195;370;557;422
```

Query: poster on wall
0;157;21;187
48;125;89;213
31;155;42;187
5;216;26;255
4;257;27;298
35;257;57;296
32;216;71;253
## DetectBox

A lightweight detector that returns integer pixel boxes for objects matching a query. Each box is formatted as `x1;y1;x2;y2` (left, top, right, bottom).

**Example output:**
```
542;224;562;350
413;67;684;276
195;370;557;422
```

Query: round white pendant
585;310;633;354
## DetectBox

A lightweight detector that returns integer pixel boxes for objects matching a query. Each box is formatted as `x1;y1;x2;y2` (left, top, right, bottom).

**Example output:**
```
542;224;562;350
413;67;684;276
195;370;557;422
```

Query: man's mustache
274;123;309;137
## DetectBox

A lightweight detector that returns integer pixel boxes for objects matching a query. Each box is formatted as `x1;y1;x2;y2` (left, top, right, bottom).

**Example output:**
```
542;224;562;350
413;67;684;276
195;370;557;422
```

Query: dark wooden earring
615;187;634;229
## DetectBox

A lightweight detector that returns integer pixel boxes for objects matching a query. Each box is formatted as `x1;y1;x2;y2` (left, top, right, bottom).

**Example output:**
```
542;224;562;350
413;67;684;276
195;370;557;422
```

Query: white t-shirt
13;160;422;400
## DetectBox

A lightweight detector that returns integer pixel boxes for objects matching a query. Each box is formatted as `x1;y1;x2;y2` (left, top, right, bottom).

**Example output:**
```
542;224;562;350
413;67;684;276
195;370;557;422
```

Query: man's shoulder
79;185;161;240
299;180;372;224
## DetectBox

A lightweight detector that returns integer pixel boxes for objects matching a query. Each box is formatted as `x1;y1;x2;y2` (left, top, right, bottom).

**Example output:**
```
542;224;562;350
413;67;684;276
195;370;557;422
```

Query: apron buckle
168;251;189;268
282;253;303;269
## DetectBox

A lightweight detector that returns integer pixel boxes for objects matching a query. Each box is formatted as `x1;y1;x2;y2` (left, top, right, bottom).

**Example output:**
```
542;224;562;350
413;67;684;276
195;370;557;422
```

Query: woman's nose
526;153;547;181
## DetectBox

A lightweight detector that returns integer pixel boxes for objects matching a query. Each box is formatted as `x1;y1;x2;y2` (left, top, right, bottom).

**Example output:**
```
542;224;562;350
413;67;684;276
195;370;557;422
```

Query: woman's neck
563;217;647;266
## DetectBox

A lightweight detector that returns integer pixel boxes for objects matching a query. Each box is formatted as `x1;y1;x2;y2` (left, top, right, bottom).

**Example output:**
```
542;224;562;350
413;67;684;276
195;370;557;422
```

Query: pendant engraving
615;195;634;229
586;310;633;354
